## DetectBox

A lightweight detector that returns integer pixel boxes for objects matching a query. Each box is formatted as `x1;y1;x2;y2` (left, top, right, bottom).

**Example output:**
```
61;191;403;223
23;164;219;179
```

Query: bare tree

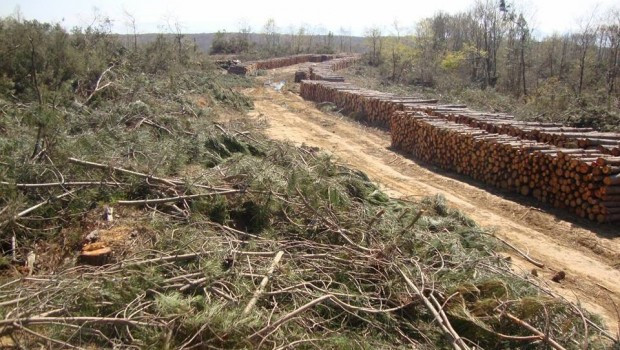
339;27;347;52
575;9;599;96
237;19;252;52
602;9;620;107
365;26;383;66
123;9;138;51
471;0;503;87
263;18;279;54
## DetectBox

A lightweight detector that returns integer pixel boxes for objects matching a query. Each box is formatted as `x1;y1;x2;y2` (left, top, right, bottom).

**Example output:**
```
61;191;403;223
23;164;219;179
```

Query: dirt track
242;65;620;329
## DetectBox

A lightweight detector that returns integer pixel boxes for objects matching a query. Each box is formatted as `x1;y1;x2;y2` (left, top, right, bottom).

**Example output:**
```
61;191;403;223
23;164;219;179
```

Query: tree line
209;19;357;57
361;1;619;129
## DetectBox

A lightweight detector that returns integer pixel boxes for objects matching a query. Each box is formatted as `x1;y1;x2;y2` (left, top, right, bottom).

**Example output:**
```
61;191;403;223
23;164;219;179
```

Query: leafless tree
123;9;138;51
365;26;383;66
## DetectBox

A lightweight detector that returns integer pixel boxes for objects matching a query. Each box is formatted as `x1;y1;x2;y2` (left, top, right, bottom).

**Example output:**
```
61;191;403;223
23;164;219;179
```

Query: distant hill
117;32;366;54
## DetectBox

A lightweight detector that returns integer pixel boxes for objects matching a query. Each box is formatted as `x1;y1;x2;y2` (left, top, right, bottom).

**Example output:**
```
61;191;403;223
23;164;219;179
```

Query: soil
238;64;620;330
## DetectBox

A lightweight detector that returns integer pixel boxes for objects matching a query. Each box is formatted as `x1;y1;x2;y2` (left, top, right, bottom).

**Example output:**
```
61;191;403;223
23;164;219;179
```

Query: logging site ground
4;11;620;348
243;64;620;326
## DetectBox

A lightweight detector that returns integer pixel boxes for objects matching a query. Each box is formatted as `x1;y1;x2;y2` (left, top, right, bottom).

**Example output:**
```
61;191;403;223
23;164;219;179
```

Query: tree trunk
520;34;527;96
559;35;568;81
578;35;590;97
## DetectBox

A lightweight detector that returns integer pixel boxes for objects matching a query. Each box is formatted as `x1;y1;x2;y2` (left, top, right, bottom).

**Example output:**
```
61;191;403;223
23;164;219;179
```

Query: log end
78;244;112;266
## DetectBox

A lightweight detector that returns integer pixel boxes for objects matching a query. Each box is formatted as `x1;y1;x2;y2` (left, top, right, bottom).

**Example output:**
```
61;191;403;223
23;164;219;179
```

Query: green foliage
515;80;620;131
440;50;467;71
0;16;120;104
210;30;252;54
352;4;620;131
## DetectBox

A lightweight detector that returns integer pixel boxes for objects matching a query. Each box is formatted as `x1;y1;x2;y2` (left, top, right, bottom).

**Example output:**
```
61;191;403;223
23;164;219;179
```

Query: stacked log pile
390;111;620;223
299;80;620;222
301;80;620;155
300;80;436;127
228;54;336;75
406;105;620;156
308;55;361;82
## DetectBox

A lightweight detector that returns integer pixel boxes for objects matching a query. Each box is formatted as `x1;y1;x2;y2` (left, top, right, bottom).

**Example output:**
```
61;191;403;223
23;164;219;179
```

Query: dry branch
483;232;545;268
117;190;240;206
398;266;469;350
504;313;567;350
250;294;334;340
242;250;285;316
0;316;157;328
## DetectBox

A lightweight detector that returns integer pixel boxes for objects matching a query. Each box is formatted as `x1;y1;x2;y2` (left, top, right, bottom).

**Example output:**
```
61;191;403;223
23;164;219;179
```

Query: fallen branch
399;209;425;235
68;157;177;187
121;249;272;268
504;312;567;350
85;65;114;105
1;189;78;227
243;251;285;316
0;316;156;328
398;266;469;350
138;118;173;135
483;232;545;268
117;190;240;206
121;251;214;267
250;294;334;340
12;323;85;349
1;181;127;188
68;157;231;192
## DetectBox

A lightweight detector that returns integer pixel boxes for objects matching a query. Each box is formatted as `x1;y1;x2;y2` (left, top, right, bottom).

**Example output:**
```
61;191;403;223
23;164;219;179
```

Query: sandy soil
241;66;620;330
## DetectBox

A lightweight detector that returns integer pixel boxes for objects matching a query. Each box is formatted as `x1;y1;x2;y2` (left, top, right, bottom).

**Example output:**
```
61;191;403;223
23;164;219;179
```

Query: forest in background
353;1;620;131
208;1;620;131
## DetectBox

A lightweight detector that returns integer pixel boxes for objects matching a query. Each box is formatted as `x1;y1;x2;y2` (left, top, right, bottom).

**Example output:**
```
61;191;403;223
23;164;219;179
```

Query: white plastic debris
272;81;285;91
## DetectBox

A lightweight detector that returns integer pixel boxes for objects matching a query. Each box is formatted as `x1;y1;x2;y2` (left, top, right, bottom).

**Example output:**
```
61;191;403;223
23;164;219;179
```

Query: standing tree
339;27;347;52
471;0;503;87
516;13;529;96
263;18;279;55
365;26;383;66
123;9;138;51
236;19;252;53
601;10;620;107
575;11;598;97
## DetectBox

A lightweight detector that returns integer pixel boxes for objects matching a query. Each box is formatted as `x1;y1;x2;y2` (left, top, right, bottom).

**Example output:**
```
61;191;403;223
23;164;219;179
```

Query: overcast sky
0;0;617;37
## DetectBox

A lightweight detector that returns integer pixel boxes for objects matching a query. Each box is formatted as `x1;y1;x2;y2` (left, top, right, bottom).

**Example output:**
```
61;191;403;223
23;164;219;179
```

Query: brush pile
1;125;614;348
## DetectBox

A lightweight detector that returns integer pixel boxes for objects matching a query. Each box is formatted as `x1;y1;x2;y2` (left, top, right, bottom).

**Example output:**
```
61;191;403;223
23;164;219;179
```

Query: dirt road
242;66;620;329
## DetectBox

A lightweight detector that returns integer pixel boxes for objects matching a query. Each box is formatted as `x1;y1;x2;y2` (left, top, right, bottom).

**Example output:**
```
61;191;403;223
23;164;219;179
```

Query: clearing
241;63;620;328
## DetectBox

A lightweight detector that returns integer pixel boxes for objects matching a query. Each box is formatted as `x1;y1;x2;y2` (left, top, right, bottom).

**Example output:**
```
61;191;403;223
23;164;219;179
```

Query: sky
0;0;617;37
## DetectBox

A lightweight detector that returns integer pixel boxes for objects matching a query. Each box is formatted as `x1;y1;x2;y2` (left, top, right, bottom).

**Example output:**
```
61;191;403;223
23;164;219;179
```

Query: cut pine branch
117;190;241;206
242;251;285;316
